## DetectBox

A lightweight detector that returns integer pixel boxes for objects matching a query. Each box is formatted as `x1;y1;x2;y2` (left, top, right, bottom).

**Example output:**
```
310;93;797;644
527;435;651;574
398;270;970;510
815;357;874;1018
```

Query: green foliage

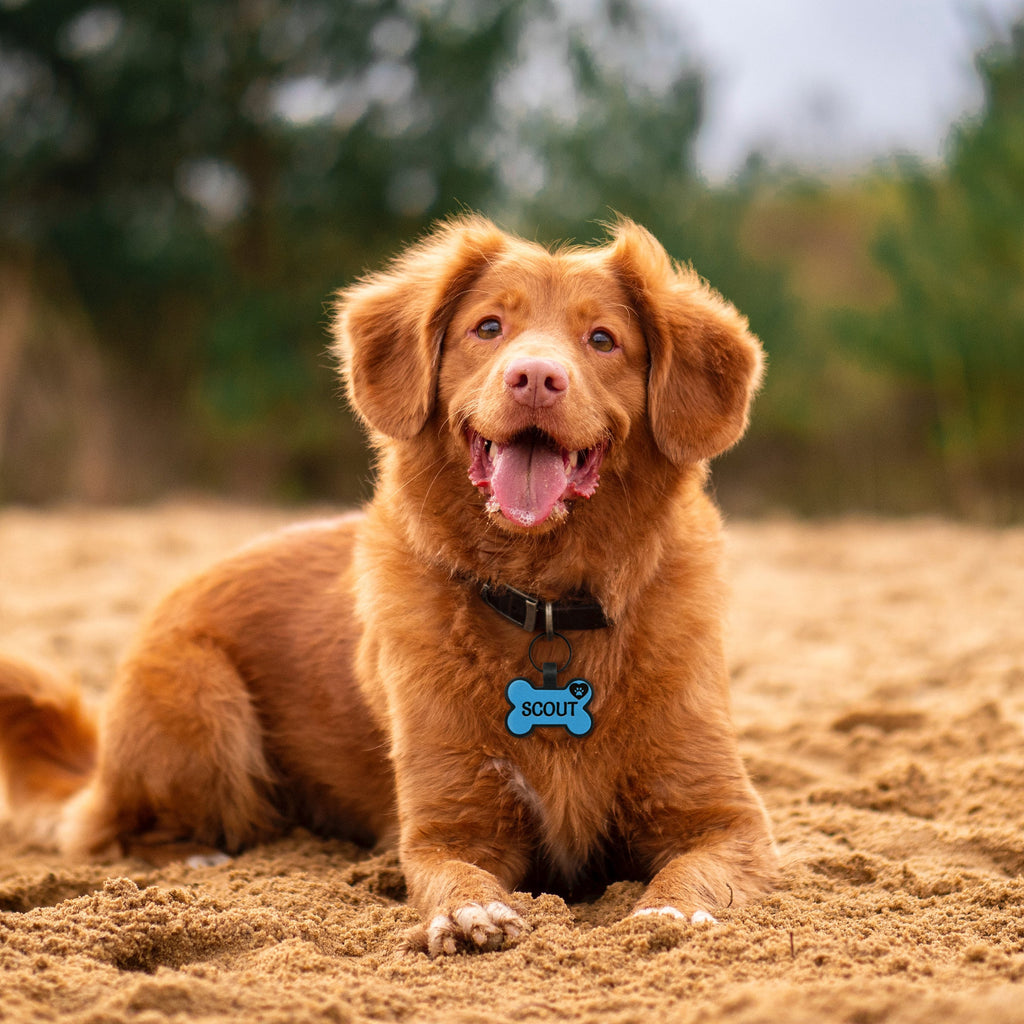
0;0;724;501
2;1;1023;516
841;21;1024;513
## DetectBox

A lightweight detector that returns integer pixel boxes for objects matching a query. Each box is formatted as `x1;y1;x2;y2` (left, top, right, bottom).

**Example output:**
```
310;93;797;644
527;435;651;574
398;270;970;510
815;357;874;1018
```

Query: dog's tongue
489;439;568;527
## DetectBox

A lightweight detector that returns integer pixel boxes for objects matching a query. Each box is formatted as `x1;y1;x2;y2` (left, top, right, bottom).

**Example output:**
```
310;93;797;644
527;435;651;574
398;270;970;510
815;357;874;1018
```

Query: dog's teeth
568;450;579;469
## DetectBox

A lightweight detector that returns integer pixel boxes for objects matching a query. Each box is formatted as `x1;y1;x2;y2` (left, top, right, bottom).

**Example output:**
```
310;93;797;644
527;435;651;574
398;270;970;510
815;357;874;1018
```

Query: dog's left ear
332;216;509;439
607;220;765;464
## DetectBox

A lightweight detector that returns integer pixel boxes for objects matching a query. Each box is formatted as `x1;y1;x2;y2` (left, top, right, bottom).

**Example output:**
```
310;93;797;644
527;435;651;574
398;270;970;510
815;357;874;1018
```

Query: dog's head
332;216;762;533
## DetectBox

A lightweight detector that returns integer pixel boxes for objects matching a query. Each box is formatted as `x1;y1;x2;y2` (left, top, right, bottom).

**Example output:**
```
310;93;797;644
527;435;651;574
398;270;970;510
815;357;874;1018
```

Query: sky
648;0;1024;180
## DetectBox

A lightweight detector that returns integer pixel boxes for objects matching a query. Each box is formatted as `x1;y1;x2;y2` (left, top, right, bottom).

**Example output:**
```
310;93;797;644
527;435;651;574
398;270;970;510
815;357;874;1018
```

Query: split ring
528;631;573;673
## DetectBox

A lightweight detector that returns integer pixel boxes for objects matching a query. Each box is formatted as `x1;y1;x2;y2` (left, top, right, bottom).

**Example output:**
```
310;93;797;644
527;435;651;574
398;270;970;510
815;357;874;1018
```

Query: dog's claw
426;901;528;957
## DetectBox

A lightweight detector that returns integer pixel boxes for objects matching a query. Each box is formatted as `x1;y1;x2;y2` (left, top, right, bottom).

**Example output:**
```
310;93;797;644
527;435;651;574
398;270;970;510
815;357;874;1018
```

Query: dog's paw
632;906;718;926
422;901;528;957
185;852;232;869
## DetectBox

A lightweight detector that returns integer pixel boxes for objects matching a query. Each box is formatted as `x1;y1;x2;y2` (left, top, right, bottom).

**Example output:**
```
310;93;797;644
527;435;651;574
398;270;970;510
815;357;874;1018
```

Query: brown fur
0;217;776;955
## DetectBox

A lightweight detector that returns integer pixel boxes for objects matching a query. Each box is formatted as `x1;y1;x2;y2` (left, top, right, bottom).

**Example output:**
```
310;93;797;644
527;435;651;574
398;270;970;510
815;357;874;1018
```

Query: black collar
479;582;609;633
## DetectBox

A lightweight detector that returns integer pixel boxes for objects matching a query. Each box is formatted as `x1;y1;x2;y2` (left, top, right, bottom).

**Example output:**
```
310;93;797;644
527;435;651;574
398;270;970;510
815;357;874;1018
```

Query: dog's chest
488;752;615;878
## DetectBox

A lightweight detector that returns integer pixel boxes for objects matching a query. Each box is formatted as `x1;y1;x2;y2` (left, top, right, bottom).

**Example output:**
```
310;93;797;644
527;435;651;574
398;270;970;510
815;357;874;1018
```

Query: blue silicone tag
505;677;593;736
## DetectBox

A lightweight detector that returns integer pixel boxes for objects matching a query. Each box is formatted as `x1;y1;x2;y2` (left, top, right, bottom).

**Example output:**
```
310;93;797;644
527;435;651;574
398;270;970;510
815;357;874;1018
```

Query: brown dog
0;216;776;955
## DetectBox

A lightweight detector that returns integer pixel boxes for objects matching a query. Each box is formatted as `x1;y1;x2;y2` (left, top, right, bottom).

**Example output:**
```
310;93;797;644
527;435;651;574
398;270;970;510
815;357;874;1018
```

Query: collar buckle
480;583;609;633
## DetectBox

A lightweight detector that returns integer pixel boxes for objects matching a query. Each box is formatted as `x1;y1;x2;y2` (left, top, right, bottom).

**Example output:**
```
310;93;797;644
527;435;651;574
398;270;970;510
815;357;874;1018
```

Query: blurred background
1;0;1023;519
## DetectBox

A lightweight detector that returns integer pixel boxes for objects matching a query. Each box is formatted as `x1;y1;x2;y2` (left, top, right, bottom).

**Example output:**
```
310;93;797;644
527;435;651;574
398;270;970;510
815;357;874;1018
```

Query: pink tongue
490;440;568;526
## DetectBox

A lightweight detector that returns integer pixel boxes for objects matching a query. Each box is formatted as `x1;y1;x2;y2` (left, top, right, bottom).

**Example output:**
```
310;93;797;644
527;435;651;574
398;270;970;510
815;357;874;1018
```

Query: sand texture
2;504;1024;1023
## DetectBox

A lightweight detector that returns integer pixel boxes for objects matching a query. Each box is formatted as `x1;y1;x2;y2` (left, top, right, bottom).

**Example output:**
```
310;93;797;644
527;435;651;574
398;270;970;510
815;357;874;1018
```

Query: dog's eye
474;318;503;340
588;329;617;353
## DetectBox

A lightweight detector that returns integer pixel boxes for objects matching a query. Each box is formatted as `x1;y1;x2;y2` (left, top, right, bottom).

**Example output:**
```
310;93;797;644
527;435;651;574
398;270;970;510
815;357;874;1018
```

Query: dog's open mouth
467;428;606;528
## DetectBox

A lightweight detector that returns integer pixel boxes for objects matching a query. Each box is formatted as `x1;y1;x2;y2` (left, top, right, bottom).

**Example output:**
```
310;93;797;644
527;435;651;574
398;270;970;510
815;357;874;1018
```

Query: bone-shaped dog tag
505;677;593;736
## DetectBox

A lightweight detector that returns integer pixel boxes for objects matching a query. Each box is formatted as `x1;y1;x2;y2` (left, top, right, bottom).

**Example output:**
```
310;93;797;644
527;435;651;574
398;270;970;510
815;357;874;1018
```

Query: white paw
185;852;232;869
427;901;528;957
633;906;718;925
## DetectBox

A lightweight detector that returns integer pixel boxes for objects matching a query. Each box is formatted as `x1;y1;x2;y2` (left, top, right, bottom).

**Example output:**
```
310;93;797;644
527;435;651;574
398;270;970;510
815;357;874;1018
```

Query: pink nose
503;357;569;408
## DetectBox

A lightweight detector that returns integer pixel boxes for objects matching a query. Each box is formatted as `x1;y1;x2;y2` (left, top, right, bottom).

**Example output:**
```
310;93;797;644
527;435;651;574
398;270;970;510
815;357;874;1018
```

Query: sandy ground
2;504;1024;1024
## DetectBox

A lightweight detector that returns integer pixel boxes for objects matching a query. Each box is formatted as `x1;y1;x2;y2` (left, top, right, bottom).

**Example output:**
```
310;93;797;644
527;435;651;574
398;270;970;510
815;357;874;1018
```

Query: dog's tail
0;652;98;842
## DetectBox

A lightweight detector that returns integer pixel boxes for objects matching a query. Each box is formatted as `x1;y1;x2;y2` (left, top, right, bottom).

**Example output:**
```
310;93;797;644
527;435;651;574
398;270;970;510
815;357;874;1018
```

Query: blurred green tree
0;0;536;496
845;18;1024;515
0;0;729;501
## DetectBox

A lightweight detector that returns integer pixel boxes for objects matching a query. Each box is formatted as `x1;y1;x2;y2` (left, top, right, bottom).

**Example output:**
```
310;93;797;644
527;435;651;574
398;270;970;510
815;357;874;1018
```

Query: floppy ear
608;220;764;464
331;215;509;439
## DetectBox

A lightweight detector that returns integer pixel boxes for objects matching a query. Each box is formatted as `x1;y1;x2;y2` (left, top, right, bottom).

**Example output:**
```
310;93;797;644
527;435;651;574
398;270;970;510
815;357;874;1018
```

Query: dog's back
0;514;395;857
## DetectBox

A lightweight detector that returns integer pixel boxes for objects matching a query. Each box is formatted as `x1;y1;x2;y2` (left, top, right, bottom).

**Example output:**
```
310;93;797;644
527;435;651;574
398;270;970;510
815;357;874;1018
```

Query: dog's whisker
376;451;449;502
416;460;454;523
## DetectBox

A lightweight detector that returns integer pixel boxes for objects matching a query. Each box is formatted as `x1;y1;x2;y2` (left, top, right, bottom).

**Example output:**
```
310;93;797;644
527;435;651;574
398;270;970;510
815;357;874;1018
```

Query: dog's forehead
470;248;632;319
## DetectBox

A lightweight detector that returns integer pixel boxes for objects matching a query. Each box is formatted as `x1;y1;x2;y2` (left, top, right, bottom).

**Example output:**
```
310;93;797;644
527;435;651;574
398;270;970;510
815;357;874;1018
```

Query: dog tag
505;676;593;736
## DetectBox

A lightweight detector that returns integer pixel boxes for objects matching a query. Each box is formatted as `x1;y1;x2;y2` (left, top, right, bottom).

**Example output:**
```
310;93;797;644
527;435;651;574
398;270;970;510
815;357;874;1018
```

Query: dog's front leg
630;796;777;925
394;749;532;956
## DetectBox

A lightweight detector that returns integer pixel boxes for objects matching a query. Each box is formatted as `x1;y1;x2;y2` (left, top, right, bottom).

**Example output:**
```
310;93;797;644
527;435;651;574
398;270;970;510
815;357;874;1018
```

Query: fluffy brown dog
0;216;776;955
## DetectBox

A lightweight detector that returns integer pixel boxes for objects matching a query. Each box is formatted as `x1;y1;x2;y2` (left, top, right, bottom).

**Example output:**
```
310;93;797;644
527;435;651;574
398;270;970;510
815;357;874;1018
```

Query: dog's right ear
607;219;764;465
332;216;509;440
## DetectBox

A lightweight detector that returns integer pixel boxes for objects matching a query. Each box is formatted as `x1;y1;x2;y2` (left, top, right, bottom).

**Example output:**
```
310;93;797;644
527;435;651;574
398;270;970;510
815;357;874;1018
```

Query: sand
2;504;1024;1023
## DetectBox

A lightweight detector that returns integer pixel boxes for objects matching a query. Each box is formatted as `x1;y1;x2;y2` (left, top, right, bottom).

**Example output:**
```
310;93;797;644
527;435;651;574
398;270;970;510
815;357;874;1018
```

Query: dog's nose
503;357;569;408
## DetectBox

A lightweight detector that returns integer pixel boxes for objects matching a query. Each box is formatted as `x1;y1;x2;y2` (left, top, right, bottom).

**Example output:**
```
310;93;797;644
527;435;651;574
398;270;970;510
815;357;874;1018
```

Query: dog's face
438;253;648;529
333;216;762;535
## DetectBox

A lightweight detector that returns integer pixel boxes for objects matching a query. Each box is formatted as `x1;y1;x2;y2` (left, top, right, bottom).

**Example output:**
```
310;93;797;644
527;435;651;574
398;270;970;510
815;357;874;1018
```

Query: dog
0;216;776;956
